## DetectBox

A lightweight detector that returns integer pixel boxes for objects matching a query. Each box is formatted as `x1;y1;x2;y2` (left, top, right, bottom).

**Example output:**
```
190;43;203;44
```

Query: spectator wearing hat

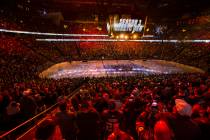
168;99;202;140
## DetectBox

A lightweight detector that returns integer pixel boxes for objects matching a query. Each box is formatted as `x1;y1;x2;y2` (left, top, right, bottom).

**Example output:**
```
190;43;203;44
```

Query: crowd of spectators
0;10;209;72
36;41;209;71
33;73;210;140
34;40;209;71
0;5;210;140
0;35;53;84
0;78;84;132
0;32;209;85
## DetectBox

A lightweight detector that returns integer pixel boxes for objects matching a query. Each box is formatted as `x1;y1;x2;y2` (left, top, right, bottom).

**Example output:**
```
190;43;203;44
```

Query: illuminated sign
113;19;144;32
107;17;144;34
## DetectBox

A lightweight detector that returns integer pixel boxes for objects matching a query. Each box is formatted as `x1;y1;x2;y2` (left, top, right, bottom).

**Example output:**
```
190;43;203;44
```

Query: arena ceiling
1;0;210;21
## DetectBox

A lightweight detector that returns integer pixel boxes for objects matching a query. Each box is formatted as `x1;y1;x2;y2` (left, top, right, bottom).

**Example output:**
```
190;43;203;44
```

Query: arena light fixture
133;34;138;39
0;28;108;37
120;34;125;39
125;35;129;40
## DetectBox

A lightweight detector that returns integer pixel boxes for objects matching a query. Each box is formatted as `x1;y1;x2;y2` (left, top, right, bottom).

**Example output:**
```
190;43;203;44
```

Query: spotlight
125;35;128;39
133;34;138;39
116;36;119;39
120;34;124;39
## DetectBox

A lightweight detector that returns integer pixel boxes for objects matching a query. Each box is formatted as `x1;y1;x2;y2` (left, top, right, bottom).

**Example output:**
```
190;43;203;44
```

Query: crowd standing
33;74;210;140
0;78;84;132
0;12;210;140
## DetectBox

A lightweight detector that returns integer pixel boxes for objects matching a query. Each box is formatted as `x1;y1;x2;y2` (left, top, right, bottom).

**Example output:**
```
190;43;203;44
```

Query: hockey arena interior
0;0;210;140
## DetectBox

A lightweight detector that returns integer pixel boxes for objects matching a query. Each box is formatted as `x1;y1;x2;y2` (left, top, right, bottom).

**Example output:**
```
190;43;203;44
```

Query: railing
0;86;82;140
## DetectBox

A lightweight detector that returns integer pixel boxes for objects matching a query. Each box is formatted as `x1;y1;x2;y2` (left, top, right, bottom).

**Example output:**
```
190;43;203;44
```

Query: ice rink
39;60;204;79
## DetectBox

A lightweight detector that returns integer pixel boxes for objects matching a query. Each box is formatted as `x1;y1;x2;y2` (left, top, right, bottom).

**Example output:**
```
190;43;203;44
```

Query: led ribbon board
36;38;210;43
